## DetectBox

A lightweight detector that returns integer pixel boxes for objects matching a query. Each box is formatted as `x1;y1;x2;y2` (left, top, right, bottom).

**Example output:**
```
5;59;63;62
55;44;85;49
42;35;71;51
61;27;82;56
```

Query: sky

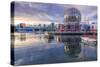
11;1;97;25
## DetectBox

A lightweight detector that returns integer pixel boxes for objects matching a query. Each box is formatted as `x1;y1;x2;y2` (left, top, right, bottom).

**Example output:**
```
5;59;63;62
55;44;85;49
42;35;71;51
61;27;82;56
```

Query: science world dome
64;8;81;31
65;8;81;23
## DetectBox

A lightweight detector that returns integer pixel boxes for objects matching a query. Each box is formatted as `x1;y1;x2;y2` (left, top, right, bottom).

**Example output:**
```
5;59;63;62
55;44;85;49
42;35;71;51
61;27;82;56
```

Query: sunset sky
11;1;97;25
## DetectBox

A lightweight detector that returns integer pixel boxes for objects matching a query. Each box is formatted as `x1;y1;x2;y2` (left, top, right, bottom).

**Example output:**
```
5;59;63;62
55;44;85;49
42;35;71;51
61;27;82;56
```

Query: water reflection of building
56;35;81;57
64;8;81;31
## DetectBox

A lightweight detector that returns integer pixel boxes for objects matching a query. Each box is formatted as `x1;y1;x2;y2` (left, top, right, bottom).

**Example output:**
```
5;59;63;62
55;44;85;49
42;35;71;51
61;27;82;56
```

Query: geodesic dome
65;8;81;22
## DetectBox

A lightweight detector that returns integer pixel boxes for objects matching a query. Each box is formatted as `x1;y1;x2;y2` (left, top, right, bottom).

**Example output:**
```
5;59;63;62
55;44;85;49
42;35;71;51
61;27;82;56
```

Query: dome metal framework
64;8;81;31
65;8;81;23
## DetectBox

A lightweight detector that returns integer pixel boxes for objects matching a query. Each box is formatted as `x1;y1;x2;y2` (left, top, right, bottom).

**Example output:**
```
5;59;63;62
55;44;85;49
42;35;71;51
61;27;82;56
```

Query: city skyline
11;2;97;66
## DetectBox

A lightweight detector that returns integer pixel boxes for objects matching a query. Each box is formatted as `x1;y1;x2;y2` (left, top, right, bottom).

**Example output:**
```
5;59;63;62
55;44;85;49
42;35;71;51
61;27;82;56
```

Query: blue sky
13;1;97;25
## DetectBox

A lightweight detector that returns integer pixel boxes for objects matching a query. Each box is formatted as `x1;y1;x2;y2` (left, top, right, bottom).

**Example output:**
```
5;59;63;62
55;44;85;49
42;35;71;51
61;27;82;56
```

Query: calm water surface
12;33;97;65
